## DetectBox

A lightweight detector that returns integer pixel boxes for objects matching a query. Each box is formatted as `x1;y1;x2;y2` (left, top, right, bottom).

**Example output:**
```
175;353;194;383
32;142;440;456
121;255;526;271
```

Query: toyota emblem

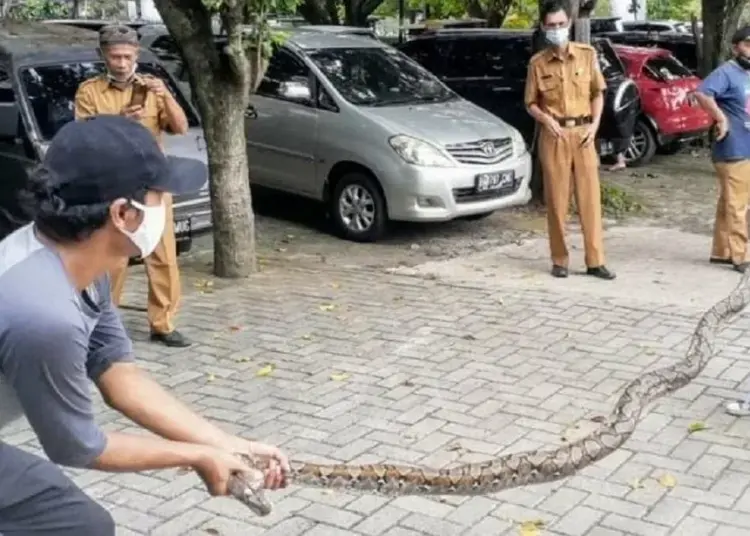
481;142;496;156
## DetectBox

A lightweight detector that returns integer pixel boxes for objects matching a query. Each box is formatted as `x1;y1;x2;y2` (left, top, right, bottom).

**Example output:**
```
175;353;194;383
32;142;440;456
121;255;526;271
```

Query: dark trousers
0;443;114;535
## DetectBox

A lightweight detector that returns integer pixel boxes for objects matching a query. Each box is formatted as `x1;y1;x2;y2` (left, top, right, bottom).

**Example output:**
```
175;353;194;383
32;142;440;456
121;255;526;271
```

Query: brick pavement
5;253;750;536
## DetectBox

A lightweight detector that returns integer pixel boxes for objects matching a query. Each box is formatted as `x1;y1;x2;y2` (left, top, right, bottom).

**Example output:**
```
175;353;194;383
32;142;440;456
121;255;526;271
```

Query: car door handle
245;106;258;119
492;87;512;92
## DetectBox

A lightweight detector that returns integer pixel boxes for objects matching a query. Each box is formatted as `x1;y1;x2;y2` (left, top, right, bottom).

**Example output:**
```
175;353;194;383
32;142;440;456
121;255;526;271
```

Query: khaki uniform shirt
524;42;606;120
73;75;170;148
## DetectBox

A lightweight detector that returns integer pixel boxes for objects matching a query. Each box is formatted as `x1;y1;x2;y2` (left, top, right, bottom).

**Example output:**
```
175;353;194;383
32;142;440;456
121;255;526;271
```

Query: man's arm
73;84;97;120
91;296;240;452
524;62;548;123
155;82;189;135
589;52;606;127
1;309;212;471
696;67;729;123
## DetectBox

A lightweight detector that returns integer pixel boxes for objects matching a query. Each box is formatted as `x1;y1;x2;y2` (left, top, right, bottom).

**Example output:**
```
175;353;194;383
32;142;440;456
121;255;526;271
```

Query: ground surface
9;151;750;536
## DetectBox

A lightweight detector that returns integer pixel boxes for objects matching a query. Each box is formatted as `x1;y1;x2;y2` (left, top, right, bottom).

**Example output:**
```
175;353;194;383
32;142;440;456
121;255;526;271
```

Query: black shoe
710;257;733;265
586;266;616;280
150;330;192;348
734;262;750;274
551;265;568;278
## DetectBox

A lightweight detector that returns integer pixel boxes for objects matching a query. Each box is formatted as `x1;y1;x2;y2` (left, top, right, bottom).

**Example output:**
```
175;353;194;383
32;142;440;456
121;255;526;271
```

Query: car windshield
644;55;693;81
19;61;200;141
308;46;456;107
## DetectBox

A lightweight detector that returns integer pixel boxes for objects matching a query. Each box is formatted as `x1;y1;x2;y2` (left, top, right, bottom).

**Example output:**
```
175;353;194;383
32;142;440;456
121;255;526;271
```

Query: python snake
227;269;750;516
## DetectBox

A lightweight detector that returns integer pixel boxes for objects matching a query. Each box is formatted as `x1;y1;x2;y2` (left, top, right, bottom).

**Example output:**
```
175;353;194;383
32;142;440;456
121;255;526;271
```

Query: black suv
398;29;641;160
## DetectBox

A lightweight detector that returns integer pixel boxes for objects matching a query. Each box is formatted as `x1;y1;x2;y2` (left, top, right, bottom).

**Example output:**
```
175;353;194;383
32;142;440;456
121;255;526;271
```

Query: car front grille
444;138;513;165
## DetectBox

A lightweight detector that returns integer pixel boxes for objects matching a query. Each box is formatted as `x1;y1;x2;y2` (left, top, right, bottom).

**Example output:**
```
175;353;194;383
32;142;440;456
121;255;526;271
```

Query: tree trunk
298;0;337;24
154;0;257;278
700;0;744;76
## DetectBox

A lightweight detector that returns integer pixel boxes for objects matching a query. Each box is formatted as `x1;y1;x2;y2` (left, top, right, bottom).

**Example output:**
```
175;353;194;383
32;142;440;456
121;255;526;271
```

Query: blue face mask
545;27;570;47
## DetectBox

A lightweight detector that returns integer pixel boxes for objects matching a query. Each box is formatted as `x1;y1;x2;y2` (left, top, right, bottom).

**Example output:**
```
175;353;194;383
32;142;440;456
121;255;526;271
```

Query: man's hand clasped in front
120;104;144;121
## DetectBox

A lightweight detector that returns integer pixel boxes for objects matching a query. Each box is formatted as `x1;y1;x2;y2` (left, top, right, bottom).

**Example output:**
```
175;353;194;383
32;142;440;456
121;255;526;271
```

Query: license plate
174;218;192;235
599;140;614;156
475;171;515;192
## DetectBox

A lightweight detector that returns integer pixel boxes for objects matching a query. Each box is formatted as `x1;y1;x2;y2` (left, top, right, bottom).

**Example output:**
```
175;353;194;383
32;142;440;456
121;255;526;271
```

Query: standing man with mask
525;0;615;280
695;26;750;275
0;115;288;535
74;24;192;347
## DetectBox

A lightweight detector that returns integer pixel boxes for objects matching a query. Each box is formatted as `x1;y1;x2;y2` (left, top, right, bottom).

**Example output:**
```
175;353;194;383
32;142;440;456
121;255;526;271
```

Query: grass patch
569;181;644;219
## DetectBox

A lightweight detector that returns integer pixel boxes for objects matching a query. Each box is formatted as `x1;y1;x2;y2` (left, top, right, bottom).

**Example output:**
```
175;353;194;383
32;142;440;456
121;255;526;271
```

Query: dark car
0;20;212;249
398;28;642;162
598;30;698;74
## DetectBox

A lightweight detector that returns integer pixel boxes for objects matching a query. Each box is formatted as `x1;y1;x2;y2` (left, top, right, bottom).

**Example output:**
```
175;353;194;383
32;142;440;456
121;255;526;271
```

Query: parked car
397;29;642;162
42;18;156;35
599;30;698;74
610;44;711;163
244;29;532;242
0;20;212;251
622;20;690;34
590;16;624;35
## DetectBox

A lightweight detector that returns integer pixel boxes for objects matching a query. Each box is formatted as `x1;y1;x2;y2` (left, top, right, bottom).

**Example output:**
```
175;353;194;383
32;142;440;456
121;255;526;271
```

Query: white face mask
545;27;570;47
119;199;166;258
106;61;138;84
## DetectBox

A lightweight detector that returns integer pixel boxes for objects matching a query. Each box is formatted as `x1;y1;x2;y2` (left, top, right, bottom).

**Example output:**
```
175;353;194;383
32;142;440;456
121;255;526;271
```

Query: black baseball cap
732;25;750;44
43;115;208;206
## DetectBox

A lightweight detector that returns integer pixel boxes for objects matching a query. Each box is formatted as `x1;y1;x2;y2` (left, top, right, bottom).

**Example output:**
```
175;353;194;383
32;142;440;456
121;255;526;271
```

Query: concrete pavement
6;226;750;535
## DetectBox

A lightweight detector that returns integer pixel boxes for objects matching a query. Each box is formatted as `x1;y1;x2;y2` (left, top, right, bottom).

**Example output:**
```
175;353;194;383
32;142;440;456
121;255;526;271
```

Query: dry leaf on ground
203;529;220;535
256;364;275;377
628;478;644;489
228;325;242;332
330;372;350;381
687;422;708;433
319;304;336;312
206;373;216;382
233;357;250;363
331;282;340;289
519;519;545;535
658;473;677;488
301;333;313;340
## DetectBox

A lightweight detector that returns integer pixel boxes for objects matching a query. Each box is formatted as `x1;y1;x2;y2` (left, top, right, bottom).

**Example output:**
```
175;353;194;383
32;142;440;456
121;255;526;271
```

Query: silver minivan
246;30;532;242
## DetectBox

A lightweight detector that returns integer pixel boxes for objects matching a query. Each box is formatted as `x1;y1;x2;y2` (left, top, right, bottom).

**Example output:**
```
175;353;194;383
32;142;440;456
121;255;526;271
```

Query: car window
19;61;200;141
257;48;312;104
595;40;626;79
308;46;455;107
643;55;693;81
0;152;35;240
399;39;443;76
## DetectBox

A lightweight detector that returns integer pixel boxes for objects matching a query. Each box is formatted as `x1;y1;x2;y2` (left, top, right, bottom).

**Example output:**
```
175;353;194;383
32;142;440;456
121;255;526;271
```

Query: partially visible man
74;24;192;347
0;115;288;534
695;26;750;274
525;0;616;280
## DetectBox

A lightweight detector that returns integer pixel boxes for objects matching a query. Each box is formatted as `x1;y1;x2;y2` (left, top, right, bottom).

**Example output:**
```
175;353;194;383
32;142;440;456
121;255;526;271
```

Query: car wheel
330;172;387;242
624;120;657;167
462;211;494;221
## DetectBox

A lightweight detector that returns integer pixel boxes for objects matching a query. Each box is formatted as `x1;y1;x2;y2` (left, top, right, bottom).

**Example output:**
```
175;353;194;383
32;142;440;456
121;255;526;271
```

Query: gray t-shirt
0;224;134;467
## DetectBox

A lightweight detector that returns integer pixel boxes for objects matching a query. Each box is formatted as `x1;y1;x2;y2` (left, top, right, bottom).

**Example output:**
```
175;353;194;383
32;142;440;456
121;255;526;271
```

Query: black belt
554;116;593;127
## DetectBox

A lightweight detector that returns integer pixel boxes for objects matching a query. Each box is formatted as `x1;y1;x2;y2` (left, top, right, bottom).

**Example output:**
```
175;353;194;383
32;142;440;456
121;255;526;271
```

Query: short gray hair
98;24;139;48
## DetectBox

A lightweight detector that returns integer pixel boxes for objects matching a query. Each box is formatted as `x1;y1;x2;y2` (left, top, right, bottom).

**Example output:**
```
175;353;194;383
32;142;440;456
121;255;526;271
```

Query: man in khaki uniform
74;24;192;347
525;0;615;280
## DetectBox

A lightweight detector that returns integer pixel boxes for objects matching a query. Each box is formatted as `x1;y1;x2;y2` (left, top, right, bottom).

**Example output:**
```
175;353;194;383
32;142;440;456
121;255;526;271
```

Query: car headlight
388;135;453;167
510;128;527;156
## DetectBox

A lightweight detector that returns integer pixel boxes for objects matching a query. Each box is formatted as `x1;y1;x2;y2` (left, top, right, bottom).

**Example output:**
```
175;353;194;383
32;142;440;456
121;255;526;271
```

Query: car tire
329;172;388;242
624;120;657;167
461;211;494;221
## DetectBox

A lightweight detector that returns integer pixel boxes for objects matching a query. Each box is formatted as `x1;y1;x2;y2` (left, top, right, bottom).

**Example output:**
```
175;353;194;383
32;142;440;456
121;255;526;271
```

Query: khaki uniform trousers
538;124;605;268
110;193;181;334
711;160;750;265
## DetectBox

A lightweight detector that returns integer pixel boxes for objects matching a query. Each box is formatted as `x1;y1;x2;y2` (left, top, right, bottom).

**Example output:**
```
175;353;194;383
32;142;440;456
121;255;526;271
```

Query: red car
609;44;712;166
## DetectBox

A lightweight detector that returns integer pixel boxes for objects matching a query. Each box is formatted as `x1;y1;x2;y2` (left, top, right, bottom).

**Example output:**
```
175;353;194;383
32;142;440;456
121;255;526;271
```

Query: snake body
228;270;750;516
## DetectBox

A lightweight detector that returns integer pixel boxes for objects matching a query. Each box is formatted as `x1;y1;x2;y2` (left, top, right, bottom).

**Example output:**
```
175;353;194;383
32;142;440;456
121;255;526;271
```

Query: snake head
227;467;273;516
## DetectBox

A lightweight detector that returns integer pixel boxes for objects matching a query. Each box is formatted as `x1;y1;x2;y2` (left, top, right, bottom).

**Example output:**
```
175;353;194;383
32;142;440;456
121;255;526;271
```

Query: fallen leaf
402;379;415;387
628;478;644;489
319;304;336;312
462;334;477;341
206;373;216;382
330;372;350;381
687;422;707;433
233;357;250;363
276;247;287;253
256;364;275;377
589;415;607;424
204;529;220;535
519;519;545;536
331;282;340;289
229;325;242;332
301;333;313;340
658;473;677;488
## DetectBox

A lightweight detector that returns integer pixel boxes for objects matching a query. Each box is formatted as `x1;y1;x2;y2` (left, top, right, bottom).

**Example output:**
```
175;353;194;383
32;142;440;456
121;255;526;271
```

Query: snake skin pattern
227;270;750;516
